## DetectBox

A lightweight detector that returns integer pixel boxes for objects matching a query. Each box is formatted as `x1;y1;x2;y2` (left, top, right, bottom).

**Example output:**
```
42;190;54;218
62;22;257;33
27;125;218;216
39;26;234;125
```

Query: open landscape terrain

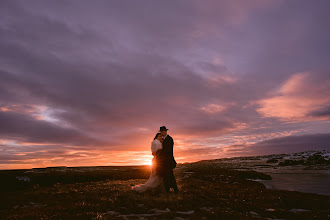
2;1;330;219
1;150;330;219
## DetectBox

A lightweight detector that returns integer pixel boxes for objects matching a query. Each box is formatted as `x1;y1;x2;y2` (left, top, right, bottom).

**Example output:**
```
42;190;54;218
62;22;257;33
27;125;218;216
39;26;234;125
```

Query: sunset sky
1;0;330;169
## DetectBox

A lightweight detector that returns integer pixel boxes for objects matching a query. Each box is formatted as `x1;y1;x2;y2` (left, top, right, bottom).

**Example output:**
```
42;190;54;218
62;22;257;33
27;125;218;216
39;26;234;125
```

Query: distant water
254;169;330;196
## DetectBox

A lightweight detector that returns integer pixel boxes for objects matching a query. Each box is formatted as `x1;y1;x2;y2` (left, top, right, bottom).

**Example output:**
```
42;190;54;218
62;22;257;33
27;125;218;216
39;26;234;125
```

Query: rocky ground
196;150;330;170
1;151;330;219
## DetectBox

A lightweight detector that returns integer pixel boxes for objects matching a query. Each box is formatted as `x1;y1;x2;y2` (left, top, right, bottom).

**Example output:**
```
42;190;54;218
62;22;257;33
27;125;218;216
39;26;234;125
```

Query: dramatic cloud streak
256;71;330;122
1;0;330;169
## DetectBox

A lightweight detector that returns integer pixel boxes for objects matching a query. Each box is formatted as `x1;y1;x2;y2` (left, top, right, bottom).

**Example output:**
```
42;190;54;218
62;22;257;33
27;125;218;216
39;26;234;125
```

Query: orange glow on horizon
1;127;323;170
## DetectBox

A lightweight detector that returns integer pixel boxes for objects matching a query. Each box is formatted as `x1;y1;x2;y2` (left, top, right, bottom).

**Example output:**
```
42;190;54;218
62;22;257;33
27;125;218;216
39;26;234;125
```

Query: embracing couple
131;126;179;194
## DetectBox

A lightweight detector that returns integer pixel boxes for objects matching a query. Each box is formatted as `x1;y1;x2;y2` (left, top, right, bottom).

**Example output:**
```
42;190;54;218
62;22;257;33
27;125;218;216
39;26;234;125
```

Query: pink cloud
256;72;330;122
200;103;226;114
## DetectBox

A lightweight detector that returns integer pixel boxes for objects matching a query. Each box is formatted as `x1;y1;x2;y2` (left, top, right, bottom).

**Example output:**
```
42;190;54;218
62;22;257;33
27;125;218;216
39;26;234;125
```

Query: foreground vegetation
1;163;329;219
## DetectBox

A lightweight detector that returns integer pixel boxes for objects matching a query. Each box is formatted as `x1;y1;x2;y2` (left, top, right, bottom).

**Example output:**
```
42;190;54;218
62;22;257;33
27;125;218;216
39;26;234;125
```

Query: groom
158;126;179;194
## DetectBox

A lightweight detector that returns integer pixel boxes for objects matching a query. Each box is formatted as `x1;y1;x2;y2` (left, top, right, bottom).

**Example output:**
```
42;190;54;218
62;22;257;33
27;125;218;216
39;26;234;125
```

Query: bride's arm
155;141;163;156
151;140;162;155
151;141;158;155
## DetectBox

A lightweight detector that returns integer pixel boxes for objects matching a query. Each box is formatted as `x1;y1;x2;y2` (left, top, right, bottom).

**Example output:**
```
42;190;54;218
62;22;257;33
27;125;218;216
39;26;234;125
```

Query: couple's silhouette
131;126;179;193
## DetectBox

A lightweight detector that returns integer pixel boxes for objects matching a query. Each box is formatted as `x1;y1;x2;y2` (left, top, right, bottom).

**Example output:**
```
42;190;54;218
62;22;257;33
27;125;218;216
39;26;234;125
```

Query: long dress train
131;139;163;193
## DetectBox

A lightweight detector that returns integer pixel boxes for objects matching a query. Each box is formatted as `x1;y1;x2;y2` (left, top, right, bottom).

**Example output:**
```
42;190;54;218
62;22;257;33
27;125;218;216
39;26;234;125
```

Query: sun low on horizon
1;0;330;170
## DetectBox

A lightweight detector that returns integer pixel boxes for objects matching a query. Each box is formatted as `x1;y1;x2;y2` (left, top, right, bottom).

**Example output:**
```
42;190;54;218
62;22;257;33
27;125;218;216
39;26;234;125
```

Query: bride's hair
153;132;161;140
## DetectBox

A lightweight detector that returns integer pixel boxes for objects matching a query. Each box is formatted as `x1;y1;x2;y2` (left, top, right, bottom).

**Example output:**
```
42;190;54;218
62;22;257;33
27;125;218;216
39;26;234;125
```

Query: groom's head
159;126;168;136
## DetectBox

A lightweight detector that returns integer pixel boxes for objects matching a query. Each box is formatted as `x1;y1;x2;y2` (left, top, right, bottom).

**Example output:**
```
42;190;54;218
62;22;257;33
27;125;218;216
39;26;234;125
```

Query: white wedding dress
131;139;163;193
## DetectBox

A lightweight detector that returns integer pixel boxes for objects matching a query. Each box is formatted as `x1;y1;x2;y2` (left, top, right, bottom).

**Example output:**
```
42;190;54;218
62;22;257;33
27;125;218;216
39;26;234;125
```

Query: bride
131;133;164;193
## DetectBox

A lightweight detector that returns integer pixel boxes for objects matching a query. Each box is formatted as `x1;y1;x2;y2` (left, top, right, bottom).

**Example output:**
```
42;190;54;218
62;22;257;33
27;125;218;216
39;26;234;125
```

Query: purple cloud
1;0;330;168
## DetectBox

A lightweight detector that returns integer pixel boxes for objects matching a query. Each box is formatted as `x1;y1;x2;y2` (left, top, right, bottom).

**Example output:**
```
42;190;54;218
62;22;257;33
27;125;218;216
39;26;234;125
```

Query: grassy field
1;162;330;219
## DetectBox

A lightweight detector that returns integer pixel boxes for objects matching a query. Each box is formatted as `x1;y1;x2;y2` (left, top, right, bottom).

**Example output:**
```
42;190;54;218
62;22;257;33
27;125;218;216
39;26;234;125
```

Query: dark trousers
163;169;178;192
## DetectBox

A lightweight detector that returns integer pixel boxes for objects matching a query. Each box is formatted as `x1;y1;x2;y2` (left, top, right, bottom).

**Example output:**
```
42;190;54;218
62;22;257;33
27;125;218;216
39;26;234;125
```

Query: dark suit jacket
161;135;177;169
